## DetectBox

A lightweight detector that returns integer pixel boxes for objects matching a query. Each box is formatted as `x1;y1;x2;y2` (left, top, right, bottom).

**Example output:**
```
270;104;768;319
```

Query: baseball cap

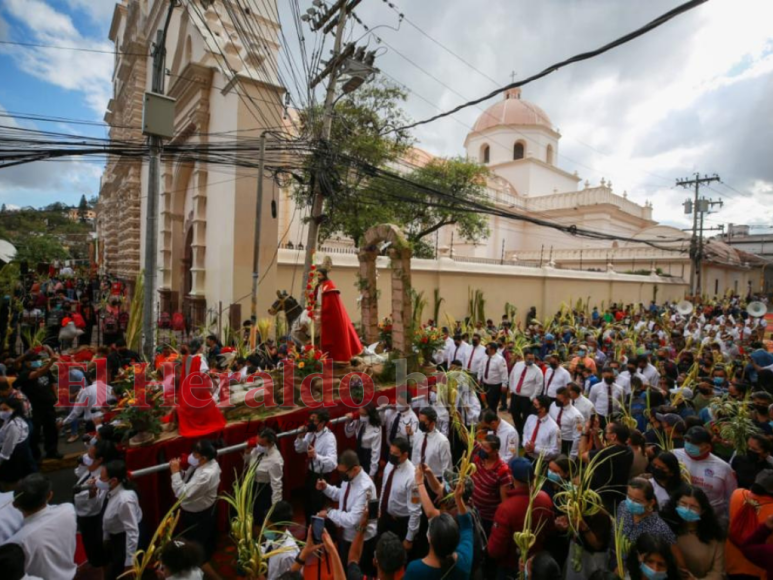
655;413;685;428
669;387;694;400
509;457;534;483
684;426;712;445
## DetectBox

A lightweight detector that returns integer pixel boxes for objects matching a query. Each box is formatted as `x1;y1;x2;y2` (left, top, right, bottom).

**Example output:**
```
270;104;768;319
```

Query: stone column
358;250;378;344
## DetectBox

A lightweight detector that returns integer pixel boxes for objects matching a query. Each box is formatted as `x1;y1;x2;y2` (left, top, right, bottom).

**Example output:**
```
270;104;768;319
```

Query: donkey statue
267;290;313;346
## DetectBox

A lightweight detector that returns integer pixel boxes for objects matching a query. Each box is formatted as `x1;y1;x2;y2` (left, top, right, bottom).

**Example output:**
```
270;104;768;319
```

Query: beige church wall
273;250;688;329
700;264;759;296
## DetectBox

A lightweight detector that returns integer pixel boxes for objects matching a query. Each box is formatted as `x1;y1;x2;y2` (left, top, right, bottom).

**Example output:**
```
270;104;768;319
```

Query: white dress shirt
522;414;560;460
248;444;284;504
543;365;571;398
262;531;300;580
294;427;337;474
73;466;107;517
508;362;543;398
496;419;520;464
6;504;77;580
380;459;421;541
381;407;419;445
640;363;660;387
445;342;471;368
0;490;23;543
478;353;508;385
616;370;647;396
455;376;481;426
411;429;453;479
171;459;221;513
434;337;455;364
62;382;116;424
323;470;378;542
548;402;583;457
0;416;29;461
345;418;382;478
464;344;487;374
102;484;143;566
588;381;624;417
571;394;596;422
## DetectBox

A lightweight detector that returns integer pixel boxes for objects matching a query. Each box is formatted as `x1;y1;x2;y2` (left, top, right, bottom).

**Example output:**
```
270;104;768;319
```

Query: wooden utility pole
677;173;719;297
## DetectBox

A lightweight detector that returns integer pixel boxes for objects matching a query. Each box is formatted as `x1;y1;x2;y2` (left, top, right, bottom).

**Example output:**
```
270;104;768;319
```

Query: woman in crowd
344;403;382;479
649;451;685;508
626;533;681;580
170;440;222;580
0;397;36;487
661;485;725;580
159;539;205;580
99;459;143;580
247;427;284;524
629;430;650;478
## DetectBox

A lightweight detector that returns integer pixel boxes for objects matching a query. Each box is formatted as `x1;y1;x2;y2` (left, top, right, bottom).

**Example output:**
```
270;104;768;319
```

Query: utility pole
677;173;719;297
300;0;368;305
250;133;267;322
141;1;178;360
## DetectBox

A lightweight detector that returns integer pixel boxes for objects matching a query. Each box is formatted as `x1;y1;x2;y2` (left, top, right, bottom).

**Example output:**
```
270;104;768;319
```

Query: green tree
78;194;88;221
14;234;69;265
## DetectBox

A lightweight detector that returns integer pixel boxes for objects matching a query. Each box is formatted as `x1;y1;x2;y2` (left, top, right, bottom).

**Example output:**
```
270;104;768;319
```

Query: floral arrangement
305;262;320;320
283;343;327;379
413;325;445;364
378;316;394;349
113;384;166;442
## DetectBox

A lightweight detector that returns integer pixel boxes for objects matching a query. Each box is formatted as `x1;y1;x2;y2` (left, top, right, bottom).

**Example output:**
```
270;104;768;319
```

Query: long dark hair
661;485;725;544
428;513;459;575
0;396;24;420
626;533;680;580
362;403;382;428
653;451;683;494
104;460;136;491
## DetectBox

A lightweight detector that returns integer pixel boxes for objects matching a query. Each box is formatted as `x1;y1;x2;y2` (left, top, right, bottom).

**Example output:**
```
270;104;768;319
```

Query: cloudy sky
1;0;772;232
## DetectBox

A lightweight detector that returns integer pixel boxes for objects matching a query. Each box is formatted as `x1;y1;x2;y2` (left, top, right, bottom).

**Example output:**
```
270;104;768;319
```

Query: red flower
306;284;312;290
314;351;322;360
304;344;313;352
422;337;428;343
310;265;316;270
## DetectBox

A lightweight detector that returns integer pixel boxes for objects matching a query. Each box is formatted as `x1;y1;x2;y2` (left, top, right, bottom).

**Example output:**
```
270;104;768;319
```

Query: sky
0;0;772;233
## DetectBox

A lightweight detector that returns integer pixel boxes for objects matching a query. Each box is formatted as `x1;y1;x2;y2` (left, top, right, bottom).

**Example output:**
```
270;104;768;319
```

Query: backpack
172;312;185;332
158;311;171;329
729;491;772;547
102;313;119;335
71;313;86;329
118;311;130;331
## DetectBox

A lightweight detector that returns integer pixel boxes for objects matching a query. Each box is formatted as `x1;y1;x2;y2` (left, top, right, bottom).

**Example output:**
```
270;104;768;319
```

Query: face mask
639;562;667;580
264;530;279;541
396;404;407;412
746;449;761;462
578;351;586;357
625;498;647;516
525;360;534;366
340;470;351;483
650;466;667;481
0;410;11;421
477;449;490;461
308;421;318;432
676;505;701;522
684;442;703;458
96;479;111;491
188;454;200;467
472;339;480;346
31;361;42;369
604;377;614;385
755;405;769;415
419;422;429;433
713;377;724;386
547;471;562;484
627;367;636;375
554;399;564;408
549;362;558;369
388;454;401;466
82;454;94;467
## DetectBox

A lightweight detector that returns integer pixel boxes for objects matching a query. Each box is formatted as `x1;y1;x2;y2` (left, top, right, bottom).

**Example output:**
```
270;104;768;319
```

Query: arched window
546;144;554;165
481;144;490;164
513;141;525;160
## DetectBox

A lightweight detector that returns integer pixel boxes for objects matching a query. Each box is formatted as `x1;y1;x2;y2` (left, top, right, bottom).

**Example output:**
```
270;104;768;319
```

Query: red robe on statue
163;354;225;438
319;279;363;363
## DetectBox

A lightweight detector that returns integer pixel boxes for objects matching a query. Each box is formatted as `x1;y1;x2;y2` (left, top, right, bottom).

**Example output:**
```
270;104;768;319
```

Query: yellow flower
298;362;305;369
127;398;136;405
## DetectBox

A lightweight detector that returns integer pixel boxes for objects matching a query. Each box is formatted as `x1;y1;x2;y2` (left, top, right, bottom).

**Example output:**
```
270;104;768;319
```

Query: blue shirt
404;512;473;580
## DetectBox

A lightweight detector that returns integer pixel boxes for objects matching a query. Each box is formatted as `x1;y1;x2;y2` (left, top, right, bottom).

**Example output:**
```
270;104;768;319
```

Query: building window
481;144;490;164
715;279;719;295
513;141;525;160
546;144;554;165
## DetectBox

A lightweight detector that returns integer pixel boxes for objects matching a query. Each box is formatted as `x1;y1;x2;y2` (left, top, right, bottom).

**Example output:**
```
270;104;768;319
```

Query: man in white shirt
522;395;560;461
0;490;23;543
444;335;470;369
261;501;300;580
434;328;455;368
637;355;660;387
5;474;76;580
463;333;486;375
295;409;338;524
450;365;481;427
588;367;624;425
378;437;421;551
508;352;544;436
479;409;519;464
59;380;116;429
549;387;584;458
674;426;737;522
317;450;378;565
411;407;453;481
568;382;595;422
616;362;648;397
543;354;571;401
478;342;508;412
381;390;420;446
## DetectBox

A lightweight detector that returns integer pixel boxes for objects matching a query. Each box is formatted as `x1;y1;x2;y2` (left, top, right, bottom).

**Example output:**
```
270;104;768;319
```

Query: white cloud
64;0;117;24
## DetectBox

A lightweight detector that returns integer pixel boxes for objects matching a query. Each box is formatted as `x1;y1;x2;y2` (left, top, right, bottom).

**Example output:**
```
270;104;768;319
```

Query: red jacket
487;487;554;569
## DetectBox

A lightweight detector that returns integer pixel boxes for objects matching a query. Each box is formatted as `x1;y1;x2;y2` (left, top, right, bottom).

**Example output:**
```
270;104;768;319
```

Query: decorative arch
546;144;554;165
480;143;490;164
513;141;525;160
358;225;413;355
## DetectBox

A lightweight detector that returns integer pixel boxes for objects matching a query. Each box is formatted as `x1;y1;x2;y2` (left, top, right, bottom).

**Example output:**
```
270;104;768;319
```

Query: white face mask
95;479;110;491
188;454;200;467
0;411;11;421
82;454;94;467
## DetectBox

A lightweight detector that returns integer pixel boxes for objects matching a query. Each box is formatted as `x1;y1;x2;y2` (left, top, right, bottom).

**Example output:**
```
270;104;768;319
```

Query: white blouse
102;484;143;566
0;416;29;461
344;418;382;477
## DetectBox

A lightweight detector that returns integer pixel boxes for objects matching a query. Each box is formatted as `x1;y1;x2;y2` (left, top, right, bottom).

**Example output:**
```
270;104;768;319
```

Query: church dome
471;88;553;133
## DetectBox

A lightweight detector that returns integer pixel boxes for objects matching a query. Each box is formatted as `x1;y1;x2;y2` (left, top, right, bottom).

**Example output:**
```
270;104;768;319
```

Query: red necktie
556;407;563;427
389;413;400;442
381;465;396;515
421;434;428;465
530;418;542;446
453;345;460;361
467;350;475;370
484;357;491;380
343;483;351;511
516;367;527;394
546;370;556;392
607;383;613;416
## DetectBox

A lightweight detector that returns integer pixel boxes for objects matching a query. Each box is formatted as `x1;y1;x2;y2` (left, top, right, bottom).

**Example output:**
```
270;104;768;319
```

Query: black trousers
378;513;409;541
78;514;108;567
561;439;574;456
483;383;503;411
106;532;126;580
29;404;58;459
304;470;330;525
180;504;217;561
509;394;533;437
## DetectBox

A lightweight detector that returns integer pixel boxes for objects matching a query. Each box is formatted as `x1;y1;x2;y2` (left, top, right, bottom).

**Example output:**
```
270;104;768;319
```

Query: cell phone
311;515;325;544
368;499;379;519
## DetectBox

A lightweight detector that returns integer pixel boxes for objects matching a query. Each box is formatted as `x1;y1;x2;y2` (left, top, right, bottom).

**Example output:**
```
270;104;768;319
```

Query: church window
546;144;554;165
481;144;490;164
513;141;525;160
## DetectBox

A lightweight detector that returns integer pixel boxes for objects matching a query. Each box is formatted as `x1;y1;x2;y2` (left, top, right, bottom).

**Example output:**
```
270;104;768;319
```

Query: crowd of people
1;288;773;579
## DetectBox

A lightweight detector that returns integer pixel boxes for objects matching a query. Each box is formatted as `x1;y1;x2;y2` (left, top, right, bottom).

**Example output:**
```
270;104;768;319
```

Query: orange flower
298;362;305;369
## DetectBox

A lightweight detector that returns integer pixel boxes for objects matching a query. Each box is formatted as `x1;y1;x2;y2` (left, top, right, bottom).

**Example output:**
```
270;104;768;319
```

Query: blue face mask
30;361;42;369
676;505;701;522
578;351;586;357
639;562;667;580
713;377;724;386
264;530;279;541
626;498;647;516
547;471;563;484
684;441;703;458
477;449;490;461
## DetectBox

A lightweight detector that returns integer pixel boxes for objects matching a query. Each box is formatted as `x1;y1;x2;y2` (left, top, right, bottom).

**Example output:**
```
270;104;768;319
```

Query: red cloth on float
163;354;225;438
319;279;362;362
